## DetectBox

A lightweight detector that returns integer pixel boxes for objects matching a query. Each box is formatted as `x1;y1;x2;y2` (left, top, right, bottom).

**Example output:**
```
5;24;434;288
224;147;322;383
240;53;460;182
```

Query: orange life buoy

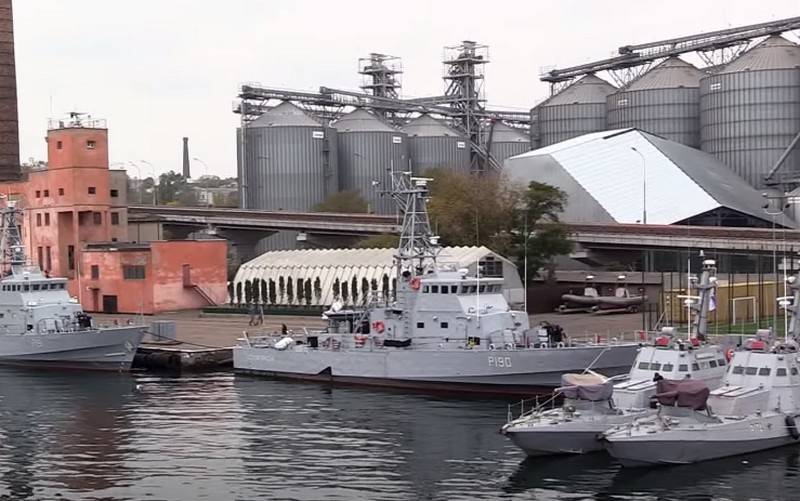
372;321;385;333
725;347;734;362
410;277;421;290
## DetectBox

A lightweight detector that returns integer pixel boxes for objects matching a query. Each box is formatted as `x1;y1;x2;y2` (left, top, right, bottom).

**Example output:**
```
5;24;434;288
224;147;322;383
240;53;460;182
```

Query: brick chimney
0;0;19;180
182;137;190;178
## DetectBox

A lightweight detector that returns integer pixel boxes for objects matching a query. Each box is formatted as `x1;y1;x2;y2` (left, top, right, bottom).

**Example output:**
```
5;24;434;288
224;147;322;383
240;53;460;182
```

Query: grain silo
484;121;530;166
403;114;470;174
535;74;617;147
700;35;800;188
238;101;337;211
607;57;705;147
333;108;407;214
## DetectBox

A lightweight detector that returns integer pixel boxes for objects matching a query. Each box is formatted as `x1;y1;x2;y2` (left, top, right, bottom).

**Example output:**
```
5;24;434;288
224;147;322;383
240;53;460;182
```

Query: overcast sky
12;1;800;178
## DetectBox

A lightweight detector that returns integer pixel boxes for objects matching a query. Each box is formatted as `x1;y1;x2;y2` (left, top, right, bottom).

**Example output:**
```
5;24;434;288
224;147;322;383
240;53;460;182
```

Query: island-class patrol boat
0;203;144;370
233;171;639;395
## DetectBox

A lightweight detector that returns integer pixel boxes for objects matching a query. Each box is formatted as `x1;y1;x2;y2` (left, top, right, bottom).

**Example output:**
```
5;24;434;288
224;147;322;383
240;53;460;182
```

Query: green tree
357;233;399;249
514;181;572;282
313;190;369;213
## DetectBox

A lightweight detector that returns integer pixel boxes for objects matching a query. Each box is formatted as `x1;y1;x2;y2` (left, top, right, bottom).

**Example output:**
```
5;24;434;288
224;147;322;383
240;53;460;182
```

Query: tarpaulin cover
557;373;613;401
655;379;709;410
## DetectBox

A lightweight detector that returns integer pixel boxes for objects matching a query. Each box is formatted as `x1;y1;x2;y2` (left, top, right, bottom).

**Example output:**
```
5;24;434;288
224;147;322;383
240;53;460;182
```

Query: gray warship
601;271;800;466
0;203;145;371
501;257;728;455
233;171;640;395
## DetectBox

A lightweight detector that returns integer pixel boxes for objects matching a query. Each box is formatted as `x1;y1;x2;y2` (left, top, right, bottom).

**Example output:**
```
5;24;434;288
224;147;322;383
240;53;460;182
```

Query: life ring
410;277;421;290
354;334;368;347
786;414;800;440
372;321;385;333
539;342;549;349
725;348;734;362
557;342;565;349
489;343;496;351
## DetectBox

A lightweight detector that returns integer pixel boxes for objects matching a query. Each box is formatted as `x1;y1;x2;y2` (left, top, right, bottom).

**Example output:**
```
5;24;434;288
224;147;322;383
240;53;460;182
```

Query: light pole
630;146;646;224
192;157;210;178
126;162;144;204
762;193;793;336
140;160;157;205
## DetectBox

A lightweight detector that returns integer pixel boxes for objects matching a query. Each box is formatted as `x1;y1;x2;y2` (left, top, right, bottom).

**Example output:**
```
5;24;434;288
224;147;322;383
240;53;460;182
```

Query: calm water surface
0;368;797;501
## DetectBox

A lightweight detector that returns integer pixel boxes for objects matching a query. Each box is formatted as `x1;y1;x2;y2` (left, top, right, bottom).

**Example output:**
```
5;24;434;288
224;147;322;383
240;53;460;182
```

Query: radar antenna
0;201;27;275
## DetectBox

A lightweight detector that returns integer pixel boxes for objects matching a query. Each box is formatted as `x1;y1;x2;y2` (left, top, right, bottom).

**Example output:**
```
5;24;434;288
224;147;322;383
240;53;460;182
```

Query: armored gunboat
0;203;144;370
233;172;639;395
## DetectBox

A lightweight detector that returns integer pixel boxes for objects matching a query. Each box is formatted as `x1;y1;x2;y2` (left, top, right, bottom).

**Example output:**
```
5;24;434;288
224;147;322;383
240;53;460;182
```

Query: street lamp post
192;157;210;178
126;162;144;204
762;193;794;337
140;160;157;205
630;146;646;224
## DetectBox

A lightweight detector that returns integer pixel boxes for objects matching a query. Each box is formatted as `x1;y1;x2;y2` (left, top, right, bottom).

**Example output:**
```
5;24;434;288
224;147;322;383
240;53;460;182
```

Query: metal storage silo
607;57;705;147
403;114;470;174
700;35;800;188
333;109;407;214
237;101;337;211
535;74;617;147
484;121;530;165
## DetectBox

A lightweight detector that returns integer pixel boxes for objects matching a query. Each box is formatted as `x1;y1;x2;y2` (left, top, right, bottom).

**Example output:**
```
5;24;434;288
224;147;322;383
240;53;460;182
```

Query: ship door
102;295;118;314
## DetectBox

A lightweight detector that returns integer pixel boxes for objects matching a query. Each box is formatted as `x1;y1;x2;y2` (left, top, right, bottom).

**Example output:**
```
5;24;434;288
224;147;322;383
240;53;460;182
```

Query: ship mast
0;202;26;275
385;170;440;277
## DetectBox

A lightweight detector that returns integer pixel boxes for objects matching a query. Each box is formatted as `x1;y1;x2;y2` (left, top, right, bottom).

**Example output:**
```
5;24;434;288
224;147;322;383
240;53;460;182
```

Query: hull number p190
489;356;512;368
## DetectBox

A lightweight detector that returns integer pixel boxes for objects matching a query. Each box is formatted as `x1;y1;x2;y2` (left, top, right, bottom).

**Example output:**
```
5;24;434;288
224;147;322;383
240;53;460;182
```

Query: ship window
732;366;744;374
479;285;486;293
441;322;449;329
422;286;429;293
431;286;439;293
777;368;788;376
638;362;650;370
22;285;29;291
692;363;700;371
792;367;798;376
718;358;727;366
650;362;662;371
416;322;425;329
709;360;718;368
758;368;771;376
441;287;448;294
679;364;688;372
451;286;458;293
699;362;709;369
662;363;674;372
745;367;758;375
32;284;40;291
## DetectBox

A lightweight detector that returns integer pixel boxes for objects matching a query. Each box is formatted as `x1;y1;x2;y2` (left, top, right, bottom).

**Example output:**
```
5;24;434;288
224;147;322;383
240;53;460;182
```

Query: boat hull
0;326;145;372
233;343;639;396
603;414;799;466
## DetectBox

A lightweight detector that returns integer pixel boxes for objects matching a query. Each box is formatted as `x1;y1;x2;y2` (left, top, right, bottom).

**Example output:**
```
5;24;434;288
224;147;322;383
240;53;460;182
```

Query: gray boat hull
603;414;800;467
233;343;639;395
0;326;145;371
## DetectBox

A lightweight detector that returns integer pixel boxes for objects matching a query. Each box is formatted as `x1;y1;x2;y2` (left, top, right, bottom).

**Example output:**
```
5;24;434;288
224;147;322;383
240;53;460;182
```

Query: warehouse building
504;128;788;228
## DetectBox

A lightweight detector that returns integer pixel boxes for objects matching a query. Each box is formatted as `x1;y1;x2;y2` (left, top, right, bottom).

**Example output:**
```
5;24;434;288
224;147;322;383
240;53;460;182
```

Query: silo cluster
333;109;407;214
484;121;530;165
402;114;470;174
607;57;704;148
700;35;800;187
534;74;617;147
237;101;337;211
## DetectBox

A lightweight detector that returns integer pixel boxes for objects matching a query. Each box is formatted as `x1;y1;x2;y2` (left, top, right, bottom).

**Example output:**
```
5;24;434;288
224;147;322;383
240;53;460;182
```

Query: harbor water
0;368;798;501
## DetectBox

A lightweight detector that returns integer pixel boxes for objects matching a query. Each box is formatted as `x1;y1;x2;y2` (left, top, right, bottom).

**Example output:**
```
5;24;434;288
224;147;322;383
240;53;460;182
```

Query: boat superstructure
501;257;728;455
233;171;640;395
0;202;144;370
601;271;800;466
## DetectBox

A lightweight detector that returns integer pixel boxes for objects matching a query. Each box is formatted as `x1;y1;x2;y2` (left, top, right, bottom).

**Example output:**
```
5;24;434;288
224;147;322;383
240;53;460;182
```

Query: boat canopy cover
558;373;613;401
655;379;709;410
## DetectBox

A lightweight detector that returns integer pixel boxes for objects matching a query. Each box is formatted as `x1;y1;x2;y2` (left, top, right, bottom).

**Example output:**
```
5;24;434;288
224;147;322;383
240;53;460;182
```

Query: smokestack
182;136;190;178
0;0;19;181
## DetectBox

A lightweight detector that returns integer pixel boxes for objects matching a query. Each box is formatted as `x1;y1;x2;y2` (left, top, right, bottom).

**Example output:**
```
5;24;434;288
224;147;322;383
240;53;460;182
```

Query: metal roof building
233;246;524;307
533;74;617;147
607;57;705;147
504;128;788;228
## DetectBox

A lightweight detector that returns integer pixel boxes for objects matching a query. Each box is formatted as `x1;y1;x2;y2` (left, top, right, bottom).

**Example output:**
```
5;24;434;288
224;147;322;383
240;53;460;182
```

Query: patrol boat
233;171;639;395
0;203;145;370
601;271;800;466
501;257;728;455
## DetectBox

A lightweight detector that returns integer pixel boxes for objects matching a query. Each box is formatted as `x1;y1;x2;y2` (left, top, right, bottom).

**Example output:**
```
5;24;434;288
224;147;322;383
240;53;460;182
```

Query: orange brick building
0;117;228;314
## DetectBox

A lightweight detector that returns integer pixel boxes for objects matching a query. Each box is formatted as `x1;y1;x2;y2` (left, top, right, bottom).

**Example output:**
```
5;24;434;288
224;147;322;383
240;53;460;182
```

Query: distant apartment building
0;115;228;314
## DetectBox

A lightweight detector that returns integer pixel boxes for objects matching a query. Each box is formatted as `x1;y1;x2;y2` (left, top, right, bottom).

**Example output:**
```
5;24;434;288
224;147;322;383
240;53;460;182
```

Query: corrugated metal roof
250;101;321;128
333;108;398;133
484;121;529;143
624;57;705;91
402;114;463;137
233;246;520;307
507;129;778;225
721;35;800;73
539;74;617;107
